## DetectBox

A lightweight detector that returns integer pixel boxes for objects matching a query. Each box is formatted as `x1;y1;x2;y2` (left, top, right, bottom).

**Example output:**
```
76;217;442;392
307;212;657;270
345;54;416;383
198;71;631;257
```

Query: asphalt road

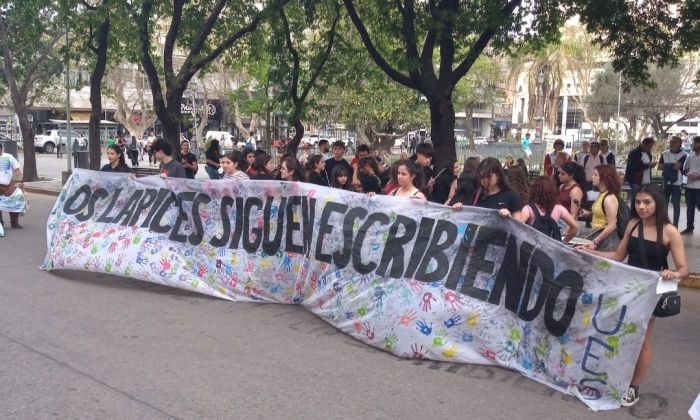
1;193;699;420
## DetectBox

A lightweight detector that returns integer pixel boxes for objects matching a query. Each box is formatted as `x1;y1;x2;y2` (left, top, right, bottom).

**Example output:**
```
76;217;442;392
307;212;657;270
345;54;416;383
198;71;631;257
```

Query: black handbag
636;222;681;317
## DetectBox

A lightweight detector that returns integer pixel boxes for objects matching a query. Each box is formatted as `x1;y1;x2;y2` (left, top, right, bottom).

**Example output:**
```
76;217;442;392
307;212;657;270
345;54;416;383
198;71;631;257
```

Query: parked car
34;130;87;153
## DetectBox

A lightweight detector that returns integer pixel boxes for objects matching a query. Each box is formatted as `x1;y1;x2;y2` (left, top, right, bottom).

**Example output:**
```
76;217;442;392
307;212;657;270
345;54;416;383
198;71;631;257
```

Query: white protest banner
43;169;661;411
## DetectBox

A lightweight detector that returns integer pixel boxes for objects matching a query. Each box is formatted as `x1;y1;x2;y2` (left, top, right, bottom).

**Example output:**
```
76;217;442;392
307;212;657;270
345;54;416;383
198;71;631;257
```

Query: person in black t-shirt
357;156;383;195
325;140;353;183
473;157;522;219
100;144;132;173
180;141;199;179
305;154;329;187
204;140;221;180
414;142;434;198
152;138;187;179
430;158;457;204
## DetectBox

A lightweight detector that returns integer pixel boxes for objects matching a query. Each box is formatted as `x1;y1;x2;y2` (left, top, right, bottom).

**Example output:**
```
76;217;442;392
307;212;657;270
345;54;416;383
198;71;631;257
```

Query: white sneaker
621;386;639;407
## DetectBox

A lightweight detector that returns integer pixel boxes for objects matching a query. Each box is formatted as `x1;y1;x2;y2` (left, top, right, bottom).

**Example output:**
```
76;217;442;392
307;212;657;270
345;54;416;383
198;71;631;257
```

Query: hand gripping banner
43;169;662;411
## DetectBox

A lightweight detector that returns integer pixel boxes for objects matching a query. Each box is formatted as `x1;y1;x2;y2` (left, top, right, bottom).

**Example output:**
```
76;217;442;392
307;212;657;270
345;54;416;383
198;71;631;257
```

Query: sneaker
621;385;639;407
681;229;694;236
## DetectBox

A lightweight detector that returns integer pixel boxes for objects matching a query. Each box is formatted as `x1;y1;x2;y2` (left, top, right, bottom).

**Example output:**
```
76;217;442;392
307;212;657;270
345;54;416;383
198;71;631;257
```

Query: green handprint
357;302;368;317
605;336;619;358
105;259;113;273
384;333;398;350
432;329;448;347
620;322;637;337
90;244;98;255
191;279;199;288
602;296;618;311
124;264;132;276
510;328;521;341
596;260;612;270
132;232;143;244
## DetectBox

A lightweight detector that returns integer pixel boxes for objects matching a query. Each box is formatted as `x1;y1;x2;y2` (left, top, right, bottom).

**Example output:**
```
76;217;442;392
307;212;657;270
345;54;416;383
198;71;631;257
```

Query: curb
681;276;700;289
24;186;61;197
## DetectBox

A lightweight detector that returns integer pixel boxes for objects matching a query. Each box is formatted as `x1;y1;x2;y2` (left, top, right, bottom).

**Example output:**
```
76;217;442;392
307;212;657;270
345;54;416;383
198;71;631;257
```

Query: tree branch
438;0;457;82
164;0;186;82
343;0;416;89
80;0;99;11
135;0;168;121
299;3;341;103
451;0;522;83
280;9;300;106
188;0;227;58
397;0;423;85
419;0;438;70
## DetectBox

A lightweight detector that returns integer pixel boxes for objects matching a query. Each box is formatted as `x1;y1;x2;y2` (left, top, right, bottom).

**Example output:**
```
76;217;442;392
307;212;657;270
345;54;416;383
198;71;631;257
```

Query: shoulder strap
636;221;649;268
471;187;482;205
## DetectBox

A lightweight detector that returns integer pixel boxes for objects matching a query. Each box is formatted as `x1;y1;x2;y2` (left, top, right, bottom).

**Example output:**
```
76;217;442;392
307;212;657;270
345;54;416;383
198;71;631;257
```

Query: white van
204;131;245;151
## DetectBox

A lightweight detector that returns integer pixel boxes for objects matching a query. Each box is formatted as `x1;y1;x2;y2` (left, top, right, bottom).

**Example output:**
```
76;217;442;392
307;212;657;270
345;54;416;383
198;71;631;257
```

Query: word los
64;185;582;336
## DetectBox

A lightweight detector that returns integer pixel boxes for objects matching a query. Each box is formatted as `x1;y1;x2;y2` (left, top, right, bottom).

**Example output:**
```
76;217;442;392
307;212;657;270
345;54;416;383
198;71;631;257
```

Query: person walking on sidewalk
624;137;656;207
657;136;687;227
0;142;24;229
682;136;700;235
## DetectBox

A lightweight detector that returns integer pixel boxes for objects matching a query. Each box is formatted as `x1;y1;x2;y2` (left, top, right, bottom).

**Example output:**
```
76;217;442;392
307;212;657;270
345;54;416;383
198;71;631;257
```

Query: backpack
601;191;631;239
531;205;562;241
584;154;604;168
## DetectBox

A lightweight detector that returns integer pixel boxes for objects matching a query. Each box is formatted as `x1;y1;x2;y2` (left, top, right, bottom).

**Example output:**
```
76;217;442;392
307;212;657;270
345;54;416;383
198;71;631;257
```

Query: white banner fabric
42;169;662;411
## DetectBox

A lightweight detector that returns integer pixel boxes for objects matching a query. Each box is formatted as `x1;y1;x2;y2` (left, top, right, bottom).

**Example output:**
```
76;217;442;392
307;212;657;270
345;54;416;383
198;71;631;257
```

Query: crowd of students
100;135;691;407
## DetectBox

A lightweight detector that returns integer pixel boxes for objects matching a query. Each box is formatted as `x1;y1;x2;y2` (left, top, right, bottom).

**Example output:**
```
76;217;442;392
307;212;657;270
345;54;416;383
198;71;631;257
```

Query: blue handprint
282;255;292;272
443;315;463;328
416;319;433;336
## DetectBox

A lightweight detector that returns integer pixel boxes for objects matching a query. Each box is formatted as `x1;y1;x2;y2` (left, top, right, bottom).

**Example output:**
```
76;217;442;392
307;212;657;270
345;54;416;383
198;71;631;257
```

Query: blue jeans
205;165;220;180
664;184;682;226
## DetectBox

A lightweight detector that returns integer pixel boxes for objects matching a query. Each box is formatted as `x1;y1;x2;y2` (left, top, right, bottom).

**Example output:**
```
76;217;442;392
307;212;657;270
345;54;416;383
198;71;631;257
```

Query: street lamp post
536;70;545;144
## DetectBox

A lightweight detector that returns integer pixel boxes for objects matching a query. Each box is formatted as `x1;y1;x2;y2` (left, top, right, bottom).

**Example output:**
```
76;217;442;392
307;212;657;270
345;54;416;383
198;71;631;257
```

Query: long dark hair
207;139;220;153
223;150;245;170
477;157;509;192
560;161;586;192
506;165;530;205
631;184;669;248
282;156;303;181
254;154;273;174
449;157;480;206
107;144;127;168
330;165;351;189
398;159;425;190
305;154;324;173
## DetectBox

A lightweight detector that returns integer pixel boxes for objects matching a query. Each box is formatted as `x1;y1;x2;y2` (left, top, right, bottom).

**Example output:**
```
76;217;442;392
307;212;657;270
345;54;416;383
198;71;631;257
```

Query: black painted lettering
488;237;534;312
149;192;176;233
415;220;458;282
404;217;435;279
263;196;287;255
74;188;108;221
376;215;417;278
63;185;92;215
169;192;195;243
315;202;348;263
128;188;158;226
285;196;304;254
352;212;390;274
210;196;233;247
242;197;263;252
544;269;583;336
141;188;171;228
460;226;506;301
229;197;245;249
443;224;479;290
96;188;123;223
188;193;211;246
333;207;368;269
112;190;144;226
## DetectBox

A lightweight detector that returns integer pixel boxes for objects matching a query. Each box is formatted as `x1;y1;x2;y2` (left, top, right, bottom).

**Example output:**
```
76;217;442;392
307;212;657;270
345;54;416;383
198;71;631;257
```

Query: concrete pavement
0;192;699;419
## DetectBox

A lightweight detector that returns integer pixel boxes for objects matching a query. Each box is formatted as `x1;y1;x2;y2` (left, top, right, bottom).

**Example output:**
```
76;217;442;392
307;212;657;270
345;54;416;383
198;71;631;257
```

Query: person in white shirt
220;150;250;181
658;136;687;226
0;143;24;228
582;141;605;191
574;140;590;166
599;139;616;167
682;136;700;235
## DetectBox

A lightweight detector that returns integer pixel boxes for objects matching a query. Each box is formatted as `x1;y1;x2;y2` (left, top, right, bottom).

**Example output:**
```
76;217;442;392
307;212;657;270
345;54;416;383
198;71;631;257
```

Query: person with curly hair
506;165;530;207
519;176;579;242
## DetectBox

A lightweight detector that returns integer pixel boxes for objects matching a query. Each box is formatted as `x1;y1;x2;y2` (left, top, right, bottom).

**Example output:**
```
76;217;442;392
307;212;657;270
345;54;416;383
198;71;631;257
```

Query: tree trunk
464;104;475;151
354;122;370;145
428;96;457;169
161;94;183;158
17;105;38;181
286;116;304;157
88;18;110;170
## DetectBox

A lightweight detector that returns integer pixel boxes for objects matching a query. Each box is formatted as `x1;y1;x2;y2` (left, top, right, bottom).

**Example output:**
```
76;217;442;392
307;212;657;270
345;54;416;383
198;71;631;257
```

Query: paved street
0;193;698;419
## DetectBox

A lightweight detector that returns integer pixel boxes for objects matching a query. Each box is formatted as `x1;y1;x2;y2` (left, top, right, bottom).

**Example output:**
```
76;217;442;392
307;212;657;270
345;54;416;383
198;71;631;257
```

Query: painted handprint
361;322;375;340
416;319;433;336
411;343;427;359
399;308;417;326
384;333;398;350
444;290;465;310
432;329;448;347
108;242;117;253
443;314;463;329
419;292;436;312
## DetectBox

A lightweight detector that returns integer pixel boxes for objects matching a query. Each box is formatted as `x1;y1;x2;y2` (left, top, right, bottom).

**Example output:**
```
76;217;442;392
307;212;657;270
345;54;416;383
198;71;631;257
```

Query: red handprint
411;343;427;359
399;308;418;326
120;238;131;250
244;261;254;272
108;242;117;253
480;347;497;362
160;258;171;271
419;292;436;311
408;278;423;292
353;318;362;334
197;264;208;278
444;291;465;311
361;322;375;340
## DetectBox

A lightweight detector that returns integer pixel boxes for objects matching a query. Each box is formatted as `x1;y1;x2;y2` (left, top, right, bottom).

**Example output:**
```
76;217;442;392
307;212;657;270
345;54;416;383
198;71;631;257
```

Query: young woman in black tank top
579;185;687;407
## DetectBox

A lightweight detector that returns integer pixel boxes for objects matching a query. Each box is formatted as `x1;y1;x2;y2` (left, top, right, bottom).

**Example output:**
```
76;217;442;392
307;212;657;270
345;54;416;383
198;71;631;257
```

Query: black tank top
626;222;669;271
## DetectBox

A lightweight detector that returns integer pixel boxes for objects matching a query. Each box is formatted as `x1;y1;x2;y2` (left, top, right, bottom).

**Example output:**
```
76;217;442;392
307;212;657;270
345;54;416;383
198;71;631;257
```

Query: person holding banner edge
578;184;687;407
